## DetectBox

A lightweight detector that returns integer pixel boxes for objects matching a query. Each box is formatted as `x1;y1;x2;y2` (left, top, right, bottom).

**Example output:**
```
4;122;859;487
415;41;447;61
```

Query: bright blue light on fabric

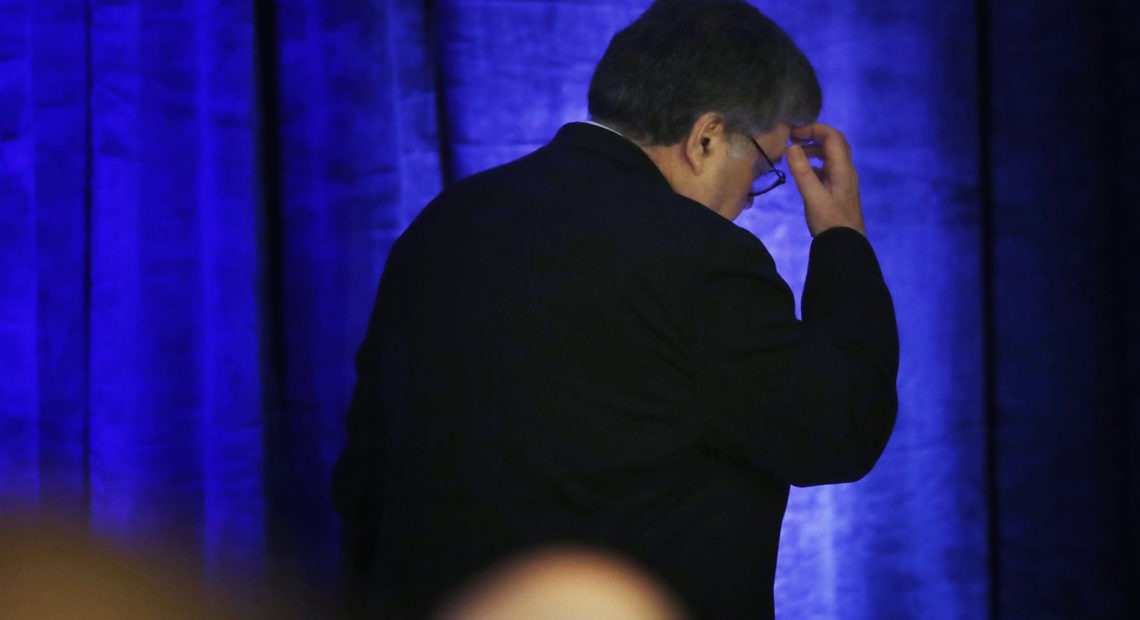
1;0;265;580
0;0;39;512
760;2;989;617
1;0;91;517
438;1;647;178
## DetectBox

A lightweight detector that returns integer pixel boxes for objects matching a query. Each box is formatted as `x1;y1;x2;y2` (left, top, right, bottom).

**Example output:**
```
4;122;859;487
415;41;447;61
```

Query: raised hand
784;123;865;238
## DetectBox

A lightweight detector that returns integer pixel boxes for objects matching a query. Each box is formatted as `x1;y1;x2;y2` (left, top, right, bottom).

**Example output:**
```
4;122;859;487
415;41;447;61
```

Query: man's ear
682;112;726;175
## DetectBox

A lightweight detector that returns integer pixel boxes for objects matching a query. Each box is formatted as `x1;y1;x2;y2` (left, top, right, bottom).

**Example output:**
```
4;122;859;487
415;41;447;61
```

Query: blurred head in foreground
434;546;687;620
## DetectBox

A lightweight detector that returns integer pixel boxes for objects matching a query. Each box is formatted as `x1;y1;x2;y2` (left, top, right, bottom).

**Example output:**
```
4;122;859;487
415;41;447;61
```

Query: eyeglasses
747;136;786;198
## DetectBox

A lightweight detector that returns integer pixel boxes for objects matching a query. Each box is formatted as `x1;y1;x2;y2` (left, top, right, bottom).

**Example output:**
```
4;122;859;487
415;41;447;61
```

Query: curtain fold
29;2;91;518
82;0;264;574
0;0;1135;617
0;0;42;511
264;0;443;593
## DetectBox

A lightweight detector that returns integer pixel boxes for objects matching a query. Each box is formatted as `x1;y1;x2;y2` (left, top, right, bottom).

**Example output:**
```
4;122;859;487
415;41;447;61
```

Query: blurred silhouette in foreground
0;518;250;620
434;546;687;620
2;518;681;620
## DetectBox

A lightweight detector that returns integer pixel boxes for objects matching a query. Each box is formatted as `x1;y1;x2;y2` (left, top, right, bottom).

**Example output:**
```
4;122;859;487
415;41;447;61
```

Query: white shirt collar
581;119;626;138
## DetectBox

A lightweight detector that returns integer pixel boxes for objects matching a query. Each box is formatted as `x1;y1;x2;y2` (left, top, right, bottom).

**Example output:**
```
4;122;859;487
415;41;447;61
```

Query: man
332;0;898;617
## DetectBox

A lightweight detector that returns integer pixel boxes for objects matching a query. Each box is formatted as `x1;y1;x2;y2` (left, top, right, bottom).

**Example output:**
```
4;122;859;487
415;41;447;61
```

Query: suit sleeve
691;225;898;487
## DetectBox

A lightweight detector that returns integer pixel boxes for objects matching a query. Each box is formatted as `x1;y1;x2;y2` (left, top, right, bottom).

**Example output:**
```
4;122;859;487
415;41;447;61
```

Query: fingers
791;122;852;183
790;122;845;146
785;144;811;178
789;143;825;160
791;122;850;164
788;123;864;237
786;144;827;203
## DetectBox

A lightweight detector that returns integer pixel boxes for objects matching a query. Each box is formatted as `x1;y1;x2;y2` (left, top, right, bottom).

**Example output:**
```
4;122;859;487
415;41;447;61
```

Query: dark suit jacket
332;122;899;619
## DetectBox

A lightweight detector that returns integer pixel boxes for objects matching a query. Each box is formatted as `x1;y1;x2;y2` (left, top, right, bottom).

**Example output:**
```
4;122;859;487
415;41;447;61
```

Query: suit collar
551;122;673;190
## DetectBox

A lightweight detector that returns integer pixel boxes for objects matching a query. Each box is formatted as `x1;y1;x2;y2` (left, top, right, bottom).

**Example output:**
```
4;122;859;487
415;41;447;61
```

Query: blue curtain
0;0;1136;617
2;0;265;581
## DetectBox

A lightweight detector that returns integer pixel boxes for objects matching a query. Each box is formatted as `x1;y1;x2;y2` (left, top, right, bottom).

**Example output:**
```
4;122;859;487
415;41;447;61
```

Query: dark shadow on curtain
987;0;1139;617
